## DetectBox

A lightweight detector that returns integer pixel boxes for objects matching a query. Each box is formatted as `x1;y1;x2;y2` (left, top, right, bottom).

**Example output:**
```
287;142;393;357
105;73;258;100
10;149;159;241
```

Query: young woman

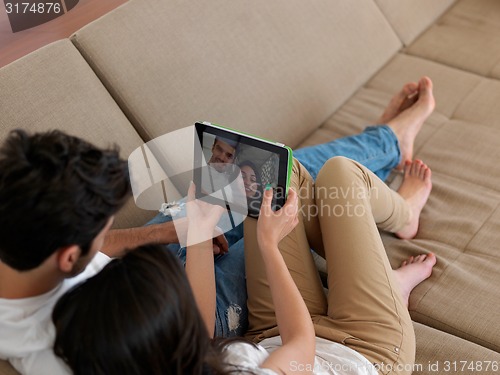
53;154;435;374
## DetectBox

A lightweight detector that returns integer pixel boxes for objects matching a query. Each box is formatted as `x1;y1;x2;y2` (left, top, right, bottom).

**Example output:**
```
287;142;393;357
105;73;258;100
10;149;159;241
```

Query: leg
244;159;326;340
315;157;414;372
213;238;248;337
294;125;400;181
294;77;435;180
386;77;435;169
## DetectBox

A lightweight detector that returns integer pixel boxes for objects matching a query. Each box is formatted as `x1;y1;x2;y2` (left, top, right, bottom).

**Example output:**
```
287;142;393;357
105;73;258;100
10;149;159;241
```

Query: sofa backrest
0;40;154;229
374;0;456;46
70;0;402;149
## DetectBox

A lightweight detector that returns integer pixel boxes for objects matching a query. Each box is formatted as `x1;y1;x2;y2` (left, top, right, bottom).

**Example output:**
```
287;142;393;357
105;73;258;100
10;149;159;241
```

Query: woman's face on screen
241;165;259;198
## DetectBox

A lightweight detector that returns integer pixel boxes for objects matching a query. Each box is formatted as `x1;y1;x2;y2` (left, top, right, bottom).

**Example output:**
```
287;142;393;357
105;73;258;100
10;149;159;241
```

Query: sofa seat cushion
298;53;500;352
70;0;401;148
406;0;500;79
413;322;500;374
0;40;154;229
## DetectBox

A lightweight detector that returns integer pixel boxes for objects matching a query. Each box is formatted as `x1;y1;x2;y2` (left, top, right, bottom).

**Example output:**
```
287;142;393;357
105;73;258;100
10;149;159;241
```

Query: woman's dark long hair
52;245;231;375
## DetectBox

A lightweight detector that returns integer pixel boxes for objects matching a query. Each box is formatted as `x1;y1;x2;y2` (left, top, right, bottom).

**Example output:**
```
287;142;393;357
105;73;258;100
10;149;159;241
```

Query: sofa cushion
299;53;500;352
375;0;456;46
406;0;500;79
413;322;500;374
298;53;480;152
70;0;401;148
0;40;154;229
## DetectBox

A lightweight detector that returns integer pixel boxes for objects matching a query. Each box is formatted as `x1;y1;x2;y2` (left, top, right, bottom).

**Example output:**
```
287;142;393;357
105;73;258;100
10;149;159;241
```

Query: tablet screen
194;122;291;218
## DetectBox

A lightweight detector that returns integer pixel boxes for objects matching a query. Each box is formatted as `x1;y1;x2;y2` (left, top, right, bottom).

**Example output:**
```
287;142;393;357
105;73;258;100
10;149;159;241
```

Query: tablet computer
194;121;293;218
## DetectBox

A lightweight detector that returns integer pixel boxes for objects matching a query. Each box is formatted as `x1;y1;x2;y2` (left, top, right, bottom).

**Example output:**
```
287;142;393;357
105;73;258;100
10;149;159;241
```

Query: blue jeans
147;124;400;337
293;125;400;181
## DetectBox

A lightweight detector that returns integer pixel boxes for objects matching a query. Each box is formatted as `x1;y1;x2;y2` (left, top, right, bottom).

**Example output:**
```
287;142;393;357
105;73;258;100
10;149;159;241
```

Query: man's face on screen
209;139;236;172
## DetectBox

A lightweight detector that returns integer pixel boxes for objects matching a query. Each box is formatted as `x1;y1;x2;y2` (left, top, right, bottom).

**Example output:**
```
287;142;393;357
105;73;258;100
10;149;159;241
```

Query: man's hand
163;217;229;255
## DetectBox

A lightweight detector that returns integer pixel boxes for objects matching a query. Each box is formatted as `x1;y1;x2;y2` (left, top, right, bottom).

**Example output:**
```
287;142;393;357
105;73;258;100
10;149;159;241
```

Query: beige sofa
2;0;500;373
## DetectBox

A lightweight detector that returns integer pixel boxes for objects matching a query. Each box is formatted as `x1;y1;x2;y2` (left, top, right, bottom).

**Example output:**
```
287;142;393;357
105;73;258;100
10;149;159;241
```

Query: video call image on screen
199;133;281;217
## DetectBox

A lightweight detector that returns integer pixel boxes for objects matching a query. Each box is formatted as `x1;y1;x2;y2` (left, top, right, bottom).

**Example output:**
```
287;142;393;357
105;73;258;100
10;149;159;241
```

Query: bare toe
378;82;419;124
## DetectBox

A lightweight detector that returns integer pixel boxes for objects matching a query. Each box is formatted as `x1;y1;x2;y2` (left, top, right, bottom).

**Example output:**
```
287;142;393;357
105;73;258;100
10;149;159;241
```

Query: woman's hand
186;182;225;246
257;187;299;250
255;187;316;373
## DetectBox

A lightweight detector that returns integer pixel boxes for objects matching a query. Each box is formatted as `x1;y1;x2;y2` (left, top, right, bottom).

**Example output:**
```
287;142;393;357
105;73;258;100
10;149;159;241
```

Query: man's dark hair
0;129;131;271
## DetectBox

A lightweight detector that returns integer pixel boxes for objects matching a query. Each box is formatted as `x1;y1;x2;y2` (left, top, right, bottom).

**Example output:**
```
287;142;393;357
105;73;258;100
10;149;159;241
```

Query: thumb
283;188;298;217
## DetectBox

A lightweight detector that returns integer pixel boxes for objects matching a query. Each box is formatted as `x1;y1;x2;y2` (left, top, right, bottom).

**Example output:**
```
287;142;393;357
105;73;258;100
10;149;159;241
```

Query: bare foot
386;77;435;170
378;82;419;124
393;253;436;307
396;160;432;239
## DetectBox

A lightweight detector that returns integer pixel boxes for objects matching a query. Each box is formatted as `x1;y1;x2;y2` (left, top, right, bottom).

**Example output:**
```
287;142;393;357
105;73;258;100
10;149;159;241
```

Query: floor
0;0;128;68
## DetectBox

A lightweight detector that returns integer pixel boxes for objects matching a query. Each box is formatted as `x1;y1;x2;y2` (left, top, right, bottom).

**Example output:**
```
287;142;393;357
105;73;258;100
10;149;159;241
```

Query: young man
0;130;133;374
0;129;234;375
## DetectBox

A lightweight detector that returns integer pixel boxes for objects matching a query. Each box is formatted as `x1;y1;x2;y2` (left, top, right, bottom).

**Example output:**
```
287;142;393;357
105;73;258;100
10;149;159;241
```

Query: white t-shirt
224;336;378;375
0;252;110;375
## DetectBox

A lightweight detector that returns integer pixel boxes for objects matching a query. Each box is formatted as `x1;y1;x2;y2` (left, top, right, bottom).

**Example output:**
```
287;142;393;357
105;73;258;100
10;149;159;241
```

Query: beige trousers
244;157;415;375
